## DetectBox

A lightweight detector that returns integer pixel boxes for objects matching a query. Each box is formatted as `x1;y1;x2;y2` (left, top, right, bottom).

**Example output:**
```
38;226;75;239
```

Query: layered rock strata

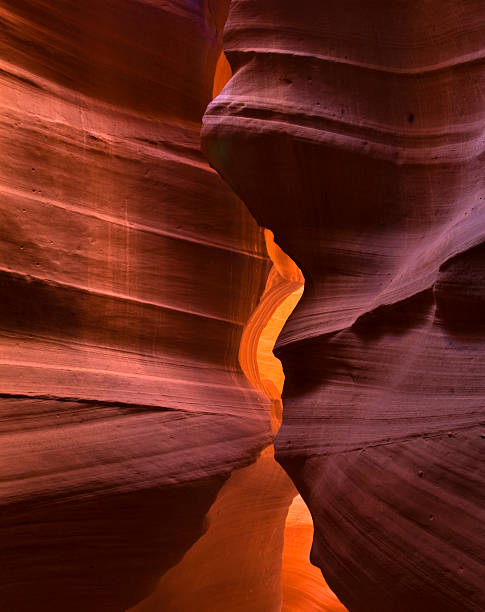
203;1;485;610
0;2;283;610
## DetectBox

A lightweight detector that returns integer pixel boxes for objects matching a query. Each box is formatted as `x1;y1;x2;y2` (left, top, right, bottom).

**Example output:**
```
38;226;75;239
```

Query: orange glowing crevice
257;230;304;400
238;229;303;400
239;228;347;611
212;52;232;98
282;496;348;612
213;56;345;611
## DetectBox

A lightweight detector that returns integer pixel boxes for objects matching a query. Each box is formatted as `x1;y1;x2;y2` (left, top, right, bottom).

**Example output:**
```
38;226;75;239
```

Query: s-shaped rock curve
202;1;485;610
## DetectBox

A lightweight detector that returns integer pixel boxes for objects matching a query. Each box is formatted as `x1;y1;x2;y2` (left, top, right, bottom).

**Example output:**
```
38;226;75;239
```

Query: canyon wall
3;0;484;609
0;1;290;610
203;1;485;610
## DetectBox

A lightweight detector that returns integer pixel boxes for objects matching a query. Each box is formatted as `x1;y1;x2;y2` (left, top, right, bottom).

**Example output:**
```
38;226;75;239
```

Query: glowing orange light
239;228;347;611
282;495;348;612
212;52;232;99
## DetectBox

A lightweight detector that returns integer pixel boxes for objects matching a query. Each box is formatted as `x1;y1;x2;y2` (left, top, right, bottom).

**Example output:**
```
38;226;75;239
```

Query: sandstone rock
0;2;277;610
203;2;485;610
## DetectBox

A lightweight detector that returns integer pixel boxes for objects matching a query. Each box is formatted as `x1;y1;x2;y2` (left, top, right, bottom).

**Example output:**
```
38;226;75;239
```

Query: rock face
129;445;296;612
203;1;485;610
0;2;284;610
281;495;346;612
4;0;484;609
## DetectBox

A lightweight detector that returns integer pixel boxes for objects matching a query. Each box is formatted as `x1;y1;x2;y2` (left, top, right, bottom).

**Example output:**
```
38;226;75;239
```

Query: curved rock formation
202;1;485;610
0;2;284;610
282;495;347;612
129;445;295;612
238;229;303;408
129;210;345;611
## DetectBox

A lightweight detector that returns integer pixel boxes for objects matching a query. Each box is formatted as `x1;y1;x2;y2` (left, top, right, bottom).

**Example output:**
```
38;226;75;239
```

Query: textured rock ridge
202;1;485;610
0;2;280;610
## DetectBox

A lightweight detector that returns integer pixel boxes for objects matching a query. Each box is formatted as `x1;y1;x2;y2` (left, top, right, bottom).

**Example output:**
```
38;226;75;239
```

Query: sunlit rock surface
129;445;295;612
203;1;485;610
282;495;347;612
130;194;343;612
0;2;287;610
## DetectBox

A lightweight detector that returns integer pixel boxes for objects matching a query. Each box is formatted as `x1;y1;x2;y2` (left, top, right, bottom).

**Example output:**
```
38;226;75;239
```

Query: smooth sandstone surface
0;2;296;610
203;1;485;610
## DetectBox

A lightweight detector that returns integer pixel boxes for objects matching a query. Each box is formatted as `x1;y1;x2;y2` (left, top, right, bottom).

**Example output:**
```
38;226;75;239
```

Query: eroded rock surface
203;2;485;610
0;2;279;610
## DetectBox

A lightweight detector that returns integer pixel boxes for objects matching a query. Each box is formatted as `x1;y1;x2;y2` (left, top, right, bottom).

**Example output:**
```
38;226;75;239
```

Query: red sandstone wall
0;2;282;610
203;2;485;610
3;1;484;609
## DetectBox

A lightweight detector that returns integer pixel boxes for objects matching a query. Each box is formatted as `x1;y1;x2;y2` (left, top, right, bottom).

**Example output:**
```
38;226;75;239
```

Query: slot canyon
0;1;483;611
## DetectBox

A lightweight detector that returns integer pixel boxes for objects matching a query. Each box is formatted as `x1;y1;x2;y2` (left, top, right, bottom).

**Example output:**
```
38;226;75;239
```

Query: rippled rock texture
0;1;289;610
203;1;485;610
